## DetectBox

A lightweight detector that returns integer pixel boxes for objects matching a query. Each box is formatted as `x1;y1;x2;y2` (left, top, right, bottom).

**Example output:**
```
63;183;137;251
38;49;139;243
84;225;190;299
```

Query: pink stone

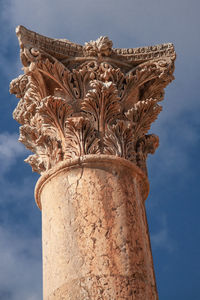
10;26;176;299
35;156;157;299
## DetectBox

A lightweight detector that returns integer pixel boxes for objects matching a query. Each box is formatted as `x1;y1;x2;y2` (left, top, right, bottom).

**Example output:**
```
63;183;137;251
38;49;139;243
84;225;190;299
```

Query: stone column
10;26;176;300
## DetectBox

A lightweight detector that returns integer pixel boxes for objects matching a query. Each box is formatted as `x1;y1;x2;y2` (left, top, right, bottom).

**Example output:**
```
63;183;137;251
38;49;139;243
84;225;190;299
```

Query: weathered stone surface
10;26;175;176
10;26;176;299
35;155;156;299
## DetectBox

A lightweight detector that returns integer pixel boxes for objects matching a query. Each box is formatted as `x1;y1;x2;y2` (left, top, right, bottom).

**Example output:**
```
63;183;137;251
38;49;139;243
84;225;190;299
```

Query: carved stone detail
10;26;175;175
83;36;113;57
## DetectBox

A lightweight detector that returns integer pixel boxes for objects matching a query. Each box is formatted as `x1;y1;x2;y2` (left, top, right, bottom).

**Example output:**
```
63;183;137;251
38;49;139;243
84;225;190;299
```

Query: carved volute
10;26;176;176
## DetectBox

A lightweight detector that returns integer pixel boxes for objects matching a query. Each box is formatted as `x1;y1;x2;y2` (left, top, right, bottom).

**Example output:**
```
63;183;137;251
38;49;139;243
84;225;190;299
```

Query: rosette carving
83;36;113;57
10;26;176;175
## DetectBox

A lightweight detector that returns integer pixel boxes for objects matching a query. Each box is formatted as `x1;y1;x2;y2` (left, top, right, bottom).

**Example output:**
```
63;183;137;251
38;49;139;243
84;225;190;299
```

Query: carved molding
10;26;176;175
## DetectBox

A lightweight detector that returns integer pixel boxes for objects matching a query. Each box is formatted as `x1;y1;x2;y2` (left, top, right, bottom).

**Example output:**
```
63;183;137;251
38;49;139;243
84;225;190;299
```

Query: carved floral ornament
10;26;176;175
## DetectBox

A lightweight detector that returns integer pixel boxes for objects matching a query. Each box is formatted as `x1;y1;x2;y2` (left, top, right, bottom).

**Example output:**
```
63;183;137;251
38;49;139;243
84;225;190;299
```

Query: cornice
16;25;176;71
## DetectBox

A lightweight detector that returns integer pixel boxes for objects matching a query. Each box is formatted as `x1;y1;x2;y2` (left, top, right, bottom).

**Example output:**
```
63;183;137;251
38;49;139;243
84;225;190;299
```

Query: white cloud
4;0;199;51
0;226;42;300
2;0;200;115
150;214;175;253
0;132;27;176
2;0;198;131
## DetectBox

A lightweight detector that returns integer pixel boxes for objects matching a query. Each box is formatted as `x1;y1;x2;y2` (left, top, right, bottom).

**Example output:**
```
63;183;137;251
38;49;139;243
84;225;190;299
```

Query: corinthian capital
10;26;176;175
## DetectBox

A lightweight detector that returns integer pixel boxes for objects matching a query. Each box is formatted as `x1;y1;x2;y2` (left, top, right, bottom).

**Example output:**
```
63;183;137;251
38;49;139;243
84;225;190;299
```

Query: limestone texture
10;26;176;299
35;156;157;299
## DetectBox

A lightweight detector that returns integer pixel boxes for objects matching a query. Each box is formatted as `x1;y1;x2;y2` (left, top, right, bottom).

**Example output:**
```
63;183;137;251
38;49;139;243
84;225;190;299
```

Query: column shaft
36;156;157;299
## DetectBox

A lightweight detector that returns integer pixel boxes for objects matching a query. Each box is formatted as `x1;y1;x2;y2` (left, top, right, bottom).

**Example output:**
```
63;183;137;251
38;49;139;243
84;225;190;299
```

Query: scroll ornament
10;26;175;175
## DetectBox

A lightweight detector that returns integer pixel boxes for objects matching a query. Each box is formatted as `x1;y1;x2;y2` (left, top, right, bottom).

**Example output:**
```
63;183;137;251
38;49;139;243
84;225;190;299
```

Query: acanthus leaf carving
121;59;174;110
65;117;100;159
35;58;92;102
81;80;121;133
11;27;176;175
138;59;175;102
11;74;44;125
37;96;73;141
35;58;73;99
19;124;63;174
10;75;28;99
136;134;159;174
25;154;46;173
17;95;73;174
24;137;63;173
103;121;136;162
125;99;162;139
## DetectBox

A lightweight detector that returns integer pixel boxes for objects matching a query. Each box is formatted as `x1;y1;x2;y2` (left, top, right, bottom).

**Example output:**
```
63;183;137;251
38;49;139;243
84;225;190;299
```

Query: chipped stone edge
35;154;149;210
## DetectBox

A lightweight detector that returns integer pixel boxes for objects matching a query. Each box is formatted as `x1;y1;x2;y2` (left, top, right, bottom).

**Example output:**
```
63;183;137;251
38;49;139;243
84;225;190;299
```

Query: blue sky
0;0;200;299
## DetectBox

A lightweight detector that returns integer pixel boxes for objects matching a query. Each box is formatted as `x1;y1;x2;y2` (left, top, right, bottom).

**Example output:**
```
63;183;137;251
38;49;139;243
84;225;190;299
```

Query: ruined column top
10;26;176;179
16;25;175;71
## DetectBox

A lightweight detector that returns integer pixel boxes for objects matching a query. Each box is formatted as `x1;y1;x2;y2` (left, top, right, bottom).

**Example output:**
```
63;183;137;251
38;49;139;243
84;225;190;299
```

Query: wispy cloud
0;132;44;299
0;1;21;79
4;0;200;54
1;1;199;298
0;132;27;176
150;214;175;253
2;0;199;124
0;225;42;300
2;0;200;113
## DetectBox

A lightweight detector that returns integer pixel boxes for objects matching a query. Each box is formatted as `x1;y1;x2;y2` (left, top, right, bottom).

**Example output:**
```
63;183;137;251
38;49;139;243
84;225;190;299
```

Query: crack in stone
75;167;84;195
